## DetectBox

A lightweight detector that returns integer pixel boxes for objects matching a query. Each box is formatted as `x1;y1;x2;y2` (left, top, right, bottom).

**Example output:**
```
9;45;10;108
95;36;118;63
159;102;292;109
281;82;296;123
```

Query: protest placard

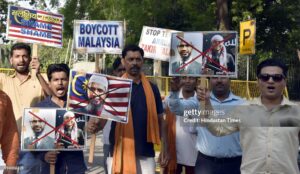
21;108;86;151
6;5;63;48
139;26;177;61
169;31;238;77
67;70;132;123
73;20;124;54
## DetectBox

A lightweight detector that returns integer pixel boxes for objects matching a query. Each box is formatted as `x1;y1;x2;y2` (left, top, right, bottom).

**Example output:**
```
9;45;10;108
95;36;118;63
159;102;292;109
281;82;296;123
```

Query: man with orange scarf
163;77;198;174
88;44;168;174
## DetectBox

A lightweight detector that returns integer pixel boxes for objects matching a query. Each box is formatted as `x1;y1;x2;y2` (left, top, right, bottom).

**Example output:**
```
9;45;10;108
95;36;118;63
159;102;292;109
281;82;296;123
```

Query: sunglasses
258;74;285;82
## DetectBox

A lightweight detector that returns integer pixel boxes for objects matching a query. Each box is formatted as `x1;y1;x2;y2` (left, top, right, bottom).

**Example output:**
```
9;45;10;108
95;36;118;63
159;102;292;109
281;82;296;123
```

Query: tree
216;0;231;30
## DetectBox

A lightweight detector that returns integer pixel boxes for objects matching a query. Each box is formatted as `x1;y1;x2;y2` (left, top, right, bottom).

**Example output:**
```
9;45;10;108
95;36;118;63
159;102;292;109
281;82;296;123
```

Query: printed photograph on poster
169;32;203;76
21;108;86;151
67;70;132;123
55;110;86;149
202;32;238;77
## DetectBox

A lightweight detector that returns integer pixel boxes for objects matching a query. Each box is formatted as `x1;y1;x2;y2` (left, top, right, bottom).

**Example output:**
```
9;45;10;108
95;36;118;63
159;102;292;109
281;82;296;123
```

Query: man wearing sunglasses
197;58;300;174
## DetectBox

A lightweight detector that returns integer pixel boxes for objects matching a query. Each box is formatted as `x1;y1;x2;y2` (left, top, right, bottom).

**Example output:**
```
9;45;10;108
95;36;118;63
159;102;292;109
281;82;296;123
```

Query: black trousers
195;152;242;174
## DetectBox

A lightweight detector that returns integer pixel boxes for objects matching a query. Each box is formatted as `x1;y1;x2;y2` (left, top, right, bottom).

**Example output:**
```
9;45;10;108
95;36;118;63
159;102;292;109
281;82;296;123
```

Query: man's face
88;82;107;104
258;66;286;100
181;77;197;92
211;40;222;51
64;115;75;128
177;41;192;60
10;49;31;74
210;77;230;96
113;64;126;77
30;117;45;135
122;51;143;76
49;72;69;99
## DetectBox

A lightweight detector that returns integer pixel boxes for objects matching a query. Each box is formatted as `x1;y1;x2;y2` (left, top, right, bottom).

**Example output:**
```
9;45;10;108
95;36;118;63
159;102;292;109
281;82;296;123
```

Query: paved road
84;132;161;174
85;132;105;174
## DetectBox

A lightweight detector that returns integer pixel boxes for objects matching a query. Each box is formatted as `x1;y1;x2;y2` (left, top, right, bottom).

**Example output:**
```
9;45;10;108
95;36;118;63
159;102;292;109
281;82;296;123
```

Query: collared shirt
196;92;243;158
0;90;19;166
205;97;300;174
166;90;198;166
0;72;45;131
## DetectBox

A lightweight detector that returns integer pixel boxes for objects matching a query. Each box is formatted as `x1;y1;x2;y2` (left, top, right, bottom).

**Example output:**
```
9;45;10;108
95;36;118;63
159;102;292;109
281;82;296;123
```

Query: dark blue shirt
35;96;87;174
110;81;163;157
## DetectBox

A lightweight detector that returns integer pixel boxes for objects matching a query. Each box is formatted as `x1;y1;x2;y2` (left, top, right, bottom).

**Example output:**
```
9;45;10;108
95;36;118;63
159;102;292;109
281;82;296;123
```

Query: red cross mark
28;111;81;149
175;34;234;74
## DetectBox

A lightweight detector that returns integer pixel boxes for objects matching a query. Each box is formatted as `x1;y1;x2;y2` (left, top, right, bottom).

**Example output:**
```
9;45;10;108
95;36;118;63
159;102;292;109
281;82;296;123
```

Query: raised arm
196;85;239;136
31;57;52;96
166;77;199;116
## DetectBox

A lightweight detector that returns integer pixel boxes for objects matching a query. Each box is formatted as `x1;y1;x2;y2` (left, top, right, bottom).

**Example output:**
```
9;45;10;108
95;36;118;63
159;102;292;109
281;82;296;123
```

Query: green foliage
38;38;70;72
3;0;299;82
0;0;10;42
231;0;300;60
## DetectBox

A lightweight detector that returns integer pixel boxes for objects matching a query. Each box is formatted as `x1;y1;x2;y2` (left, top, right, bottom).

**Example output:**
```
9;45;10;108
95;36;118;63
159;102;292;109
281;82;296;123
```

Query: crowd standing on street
0;43;299;174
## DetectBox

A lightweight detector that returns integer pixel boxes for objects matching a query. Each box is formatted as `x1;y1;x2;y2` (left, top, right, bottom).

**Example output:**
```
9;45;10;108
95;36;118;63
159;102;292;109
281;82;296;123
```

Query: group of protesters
0;42;299;174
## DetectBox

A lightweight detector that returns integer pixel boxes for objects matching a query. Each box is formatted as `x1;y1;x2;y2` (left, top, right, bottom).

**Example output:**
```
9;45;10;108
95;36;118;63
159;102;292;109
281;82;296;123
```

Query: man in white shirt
197;58;300;174
165;76;198;174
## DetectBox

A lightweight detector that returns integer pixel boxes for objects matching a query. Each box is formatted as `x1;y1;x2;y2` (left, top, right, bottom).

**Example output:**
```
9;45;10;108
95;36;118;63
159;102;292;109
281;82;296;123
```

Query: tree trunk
216;0;231;30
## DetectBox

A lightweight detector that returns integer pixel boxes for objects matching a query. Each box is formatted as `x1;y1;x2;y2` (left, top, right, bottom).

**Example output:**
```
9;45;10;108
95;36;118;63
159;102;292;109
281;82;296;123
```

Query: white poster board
73;20;124;54
139;26;177;61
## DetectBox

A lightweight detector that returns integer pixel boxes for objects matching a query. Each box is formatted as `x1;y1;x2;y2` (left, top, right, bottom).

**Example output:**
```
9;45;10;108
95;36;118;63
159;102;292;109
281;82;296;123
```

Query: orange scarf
112;73;160;174
163;107;177;174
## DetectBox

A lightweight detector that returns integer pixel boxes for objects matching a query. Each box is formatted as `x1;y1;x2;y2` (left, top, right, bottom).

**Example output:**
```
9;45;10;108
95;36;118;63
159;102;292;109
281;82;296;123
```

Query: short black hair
112;57;122;70
10;43;31;57
121;44;144;58
256;58;288;77
47;63;70;81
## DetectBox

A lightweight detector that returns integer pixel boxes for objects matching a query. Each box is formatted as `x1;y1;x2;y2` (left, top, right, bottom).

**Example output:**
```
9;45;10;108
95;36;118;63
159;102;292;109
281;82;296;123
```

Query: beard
129;65;140;75
85;99;103;114
34;130;43;137
13;64;29;74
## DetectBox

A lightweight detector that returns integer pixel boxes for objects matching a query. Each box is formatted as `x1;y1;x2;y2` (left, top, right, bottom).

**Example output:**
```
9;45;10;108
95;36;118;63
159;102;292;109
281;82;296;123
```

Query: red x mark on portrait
175;34;234;73
28;111;80;148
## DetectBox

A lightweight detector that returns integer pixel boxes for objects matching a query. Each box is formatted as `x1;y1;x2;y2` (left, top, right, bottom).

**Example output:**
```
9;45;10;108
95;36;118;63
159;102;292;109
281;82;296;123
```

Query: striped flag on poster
6;5;63;47
67;71;132;123
104;77;132;119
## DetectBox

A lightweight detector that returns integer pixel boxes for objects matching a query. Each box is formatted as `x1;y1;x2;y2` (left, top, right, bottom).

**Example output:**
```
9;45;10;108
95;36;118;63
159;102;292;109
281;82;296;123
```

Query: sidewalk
85;133;105;174
84;132;161;174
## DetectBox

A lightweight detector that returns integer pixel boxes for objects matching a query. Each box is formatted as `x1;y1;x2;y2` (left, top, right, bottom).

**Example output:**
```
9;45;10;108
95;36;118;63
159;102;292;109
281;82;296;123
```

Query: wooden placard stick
32;43;55;173
88;53;101;165
50;164;55;174
31;44;38;78
88;133;97;165
200;77;207;109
